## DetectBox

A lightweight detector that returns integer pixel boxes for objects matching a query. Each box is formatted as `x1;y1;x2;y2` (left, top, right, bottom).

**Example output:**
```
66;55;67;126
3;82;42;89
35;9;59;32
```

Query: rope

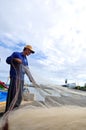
1;64;60;129
1;61;21;130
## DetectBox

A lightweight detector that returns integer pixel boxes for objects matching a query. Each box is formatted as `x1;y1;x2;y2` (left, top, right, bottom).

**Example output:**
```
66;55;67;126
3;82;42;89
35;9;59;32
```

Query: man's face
26;48;32;56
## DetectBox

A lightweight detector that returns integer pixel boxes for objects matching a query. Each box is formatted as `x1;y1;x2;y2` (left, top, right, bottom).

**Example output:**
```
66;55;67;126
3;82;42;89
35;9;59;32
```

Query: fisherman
5;45;35;112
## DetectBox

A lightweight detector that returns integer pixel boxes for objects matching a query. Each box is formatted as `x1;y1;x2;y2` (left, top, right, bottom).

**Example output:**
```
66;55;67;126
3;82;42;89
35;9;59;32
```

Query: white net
0;65;86;130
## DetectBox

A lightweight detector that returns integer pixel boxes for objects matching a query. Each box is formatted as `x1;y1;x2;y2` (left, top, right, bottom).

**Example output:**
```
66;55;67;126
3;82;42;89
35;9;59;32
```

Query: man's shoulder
12;51;22;55
12;52;23;58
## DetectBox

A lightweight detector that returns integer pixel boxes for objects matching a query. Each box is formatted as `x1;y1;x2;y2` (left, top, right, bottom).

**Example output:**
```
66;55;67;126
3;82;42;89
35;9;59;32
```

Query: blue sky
0;0;86;85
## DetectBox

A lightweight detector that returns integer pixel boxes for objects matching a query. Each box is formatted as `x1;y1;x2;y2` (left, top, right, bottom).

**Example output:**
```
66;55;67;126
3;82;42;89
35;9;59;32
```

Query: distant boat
62;83;76;89
67;83;76;88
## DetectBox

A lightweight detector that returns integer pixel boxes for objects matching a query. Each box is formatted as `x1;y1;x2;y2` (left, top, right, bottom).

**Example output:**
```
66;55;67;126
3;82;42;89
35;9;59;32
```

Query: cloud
0;0;86;85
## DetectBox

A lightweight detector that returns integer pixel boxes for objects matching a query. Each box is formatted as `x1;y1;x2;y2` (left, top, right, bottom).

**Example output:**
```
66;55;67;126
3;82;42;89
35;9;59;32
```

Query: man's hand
13;58;22;64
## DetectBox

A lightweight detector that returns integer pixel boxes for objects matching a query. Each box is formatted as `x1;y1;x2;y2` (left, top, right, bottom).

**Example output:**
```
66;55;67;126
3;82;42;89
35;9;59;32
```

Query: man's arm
6;52;22;64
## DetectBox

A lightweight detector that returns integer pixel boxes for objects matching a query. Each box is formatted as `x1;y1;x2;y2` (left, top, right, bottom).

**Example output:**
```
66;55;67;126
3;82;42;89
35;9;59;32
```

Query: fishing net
0;65;86;130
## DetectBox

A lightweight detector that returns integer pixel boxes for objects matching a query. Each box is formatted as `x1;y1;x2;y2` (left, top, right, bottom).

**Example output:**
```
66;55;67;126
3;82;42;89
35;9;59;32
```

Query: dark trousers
5;77;24;112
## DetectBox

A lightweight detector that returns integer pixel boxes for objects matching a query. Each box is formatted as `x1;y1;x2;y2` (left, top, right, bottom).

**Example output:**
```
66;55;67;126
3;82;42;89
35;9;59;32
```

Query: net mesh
0;65;86;129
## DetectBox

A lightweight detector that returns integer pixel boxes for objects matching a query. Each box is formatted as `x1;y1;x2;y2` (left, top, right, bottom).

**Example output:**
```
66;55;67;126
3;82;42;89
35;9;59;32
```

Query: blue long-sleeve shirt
6;52;28;79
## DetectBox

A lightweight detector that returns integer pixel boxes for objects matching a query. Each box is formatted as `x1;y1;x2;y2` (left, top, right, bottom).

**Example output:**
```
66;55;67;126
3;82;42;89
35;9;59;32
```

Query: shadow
0;112;4;117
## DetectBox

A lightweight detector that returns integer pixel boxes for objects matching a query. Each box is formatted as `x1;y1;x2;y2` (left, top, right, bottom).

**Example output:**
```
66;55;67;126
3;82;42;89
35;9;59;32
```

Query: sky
0;0;86;86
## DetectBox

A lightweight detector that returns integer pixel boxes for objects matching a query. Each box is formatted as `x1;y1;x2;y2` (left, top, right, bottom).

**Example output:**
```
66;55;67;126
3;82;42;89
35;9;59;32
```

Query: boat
0;90;7;112
0;81;8;90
